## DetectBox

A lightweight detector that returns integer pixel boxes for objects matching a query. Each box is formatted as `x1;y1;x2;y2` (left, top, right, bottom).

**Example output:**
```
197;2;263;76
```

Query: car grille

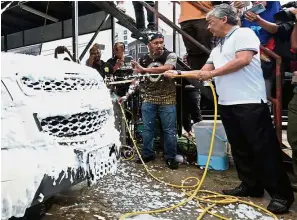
21;76;100;92
40;110;108;138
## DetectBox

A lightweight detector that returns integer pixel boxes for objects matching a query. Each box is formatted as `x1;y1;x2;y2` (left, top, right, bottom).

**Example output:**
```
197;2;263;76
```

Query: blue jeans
141;102;177;160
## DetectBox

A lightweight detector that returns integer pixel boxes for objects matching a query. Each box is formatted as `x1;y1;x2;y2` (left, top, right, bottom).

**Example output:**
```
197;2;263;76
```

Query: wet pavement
32;159;297;220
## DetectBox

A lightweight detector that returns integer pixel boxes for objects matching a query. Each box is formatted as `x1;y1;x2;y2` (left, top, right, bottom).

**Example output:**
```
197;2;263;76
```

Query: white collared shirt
207;27;267;105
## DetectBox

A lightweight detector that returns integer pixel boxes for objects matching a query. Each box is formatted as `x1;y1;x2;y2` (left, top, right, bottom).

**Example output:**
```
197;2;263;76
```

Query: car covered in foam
1;52;121;219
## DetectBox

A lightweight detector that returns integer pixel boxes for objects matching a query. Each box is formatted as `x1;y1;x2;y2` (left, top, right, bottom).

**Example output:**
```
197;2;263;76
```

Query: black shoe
222;183;264;198
267;198;294;214
147;25;155;31
141;28;156;35
131;28;145;39
131;33;138;39
166;159;179;170
288;172;297;192
135;155;155;164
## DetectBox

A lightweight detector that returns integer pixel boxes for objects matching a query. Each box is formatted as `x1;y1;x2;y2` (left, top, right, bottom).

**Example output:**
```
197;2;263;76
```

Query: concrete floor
37;159;296;220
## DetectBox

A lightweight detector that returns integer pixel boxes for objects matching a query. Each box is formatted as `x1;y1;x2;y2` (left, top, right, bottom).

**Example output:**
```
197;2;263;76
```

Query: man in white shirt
164;4;294;214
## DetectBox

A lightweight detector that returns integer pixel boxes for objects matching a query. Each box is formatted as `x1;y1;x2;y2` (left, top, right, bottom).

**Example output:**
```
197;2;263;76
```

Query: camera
274;1;297;22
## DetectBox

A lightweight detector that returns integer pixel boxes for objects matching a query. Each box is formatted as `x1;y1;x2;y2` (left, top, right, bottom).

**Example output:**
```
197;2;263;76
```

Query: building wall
114;27;133;55
128;40;148;61
164;34;187;57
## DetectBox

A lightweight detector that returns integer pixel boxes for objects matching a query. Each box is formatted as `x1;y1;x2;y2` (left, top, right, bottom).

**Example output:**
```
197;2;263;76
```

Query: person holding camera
86;43;100;66
242;1;282;45
106;42;134;148
244;3;297;58
107;42;134;97
87;46;112;79
240;1;282;98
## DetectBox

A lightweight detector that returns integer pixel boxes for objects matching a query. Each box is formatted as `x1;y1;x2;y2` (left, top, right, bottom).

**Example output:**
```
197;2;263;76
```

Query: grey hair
206;4;239;25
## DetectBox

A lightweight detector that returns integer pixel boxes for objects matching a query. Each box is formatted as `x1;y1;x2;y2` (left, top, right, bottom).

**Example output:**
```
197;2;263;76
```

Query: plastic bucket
193;121;229;170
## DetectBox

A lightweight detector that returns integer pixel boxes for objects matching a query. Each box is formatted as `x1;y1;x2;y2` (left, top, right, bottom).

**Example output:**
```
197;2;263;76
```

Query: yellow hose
118;81;278;220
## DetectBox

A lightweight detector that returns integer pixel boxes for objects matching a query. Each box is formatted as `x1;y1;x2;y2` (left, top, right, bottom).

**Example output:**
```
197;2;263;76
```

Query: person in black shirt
86;43;100;65
106;42;134;96
106;42;134;148
87;46;112;79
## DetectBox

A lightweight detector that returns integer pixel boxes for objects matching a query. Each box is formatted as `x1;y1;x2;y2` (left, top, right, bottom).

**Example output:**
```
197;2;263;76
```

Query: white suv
1;53;120;220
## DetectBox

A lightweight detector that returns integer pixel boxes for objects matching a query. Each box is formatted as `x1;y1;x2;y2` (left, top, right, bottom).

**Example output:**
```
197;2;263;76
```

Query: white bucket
193;121;229;170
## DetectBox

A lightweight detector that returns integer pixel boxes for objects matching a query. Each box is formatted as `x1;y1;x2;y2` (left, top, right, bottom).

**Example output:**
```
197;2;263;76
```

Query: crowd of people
55;1;297;215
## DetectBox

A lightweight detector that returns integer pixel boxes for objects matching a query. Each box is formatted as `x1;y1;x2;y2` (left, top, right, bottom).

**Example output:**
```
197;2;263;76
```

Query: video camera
274;1;297;22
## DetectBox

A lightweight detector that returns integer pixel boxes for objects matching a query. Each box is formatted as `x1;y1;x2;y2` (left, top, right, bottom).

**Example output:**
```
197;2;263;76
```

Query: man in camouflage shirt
132;32;179;169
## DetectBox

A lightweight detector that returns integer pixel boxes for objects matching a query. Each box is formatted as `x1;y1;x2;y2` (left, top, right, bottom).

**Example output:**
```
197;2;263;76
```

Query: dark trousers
182;87;203;132
219;102;294;201
180;19;212;70
288;93;297;176
132;1;155;30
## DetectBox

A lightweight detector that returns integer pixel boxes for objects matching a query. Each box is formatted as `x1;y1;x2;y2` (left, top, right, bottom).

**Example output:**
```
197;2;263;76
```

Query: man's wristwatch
177;70;182;75
210;71;214;79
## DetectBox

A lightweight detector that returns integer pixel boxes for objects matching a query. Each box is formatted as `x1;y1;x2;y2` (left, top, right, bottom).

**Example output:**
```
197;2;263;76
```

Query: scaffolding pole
72;1;79;62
